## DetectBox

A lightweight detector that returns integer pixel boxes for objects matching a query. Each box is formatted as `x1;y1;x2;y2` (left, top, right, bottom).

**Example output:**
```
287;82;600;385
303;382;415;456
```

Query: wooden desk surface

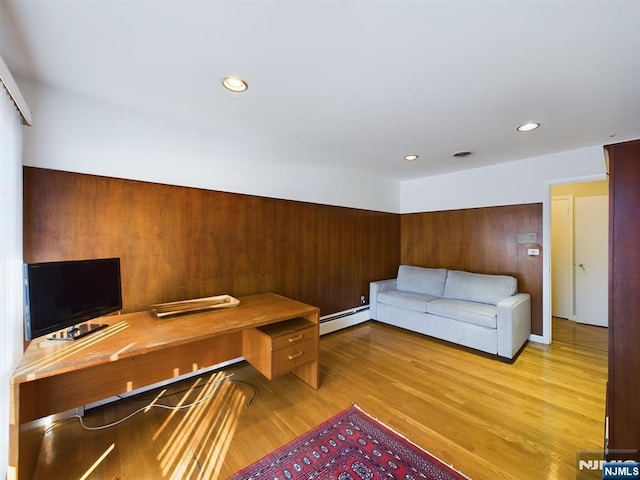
12;292;318;386
10;292;319;479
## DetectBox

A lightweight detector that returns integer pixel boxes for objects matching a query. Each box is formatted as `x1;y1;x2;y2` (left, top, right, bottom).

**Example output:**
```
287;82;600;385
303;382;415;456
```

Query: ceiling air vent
453;151;472;158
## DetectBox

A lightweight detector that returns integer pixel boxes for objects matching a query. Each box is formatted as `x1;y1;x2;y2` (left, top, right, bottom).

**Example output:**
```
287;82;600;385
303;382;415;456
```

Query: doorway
550;180;608;346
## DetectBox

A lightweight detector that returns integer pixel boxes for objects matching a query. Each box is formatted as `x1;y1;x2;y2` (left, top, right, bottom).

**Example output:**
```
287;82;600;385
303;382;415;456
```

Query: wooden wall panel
23;168;543;335
23;168;400;317
400;204;543;335
606;139;640;460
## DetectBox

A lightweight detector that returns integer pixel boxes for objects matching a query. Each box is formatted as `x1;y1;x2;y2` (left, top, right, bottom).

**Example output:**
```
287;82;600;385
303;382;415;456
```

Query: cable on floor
44;373;258;433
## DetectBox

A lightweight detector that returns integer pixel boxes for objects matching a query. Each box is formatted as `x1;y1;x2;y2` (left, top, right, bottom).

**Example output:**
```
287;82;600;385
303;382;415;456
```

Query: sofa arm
369;279;397;320
496;293;531;359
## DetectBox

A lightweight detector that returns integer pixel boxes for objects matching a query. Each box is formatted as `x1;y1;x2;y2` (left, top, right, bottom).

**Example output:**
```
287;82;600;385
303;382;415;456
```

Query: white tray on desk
151;294;240;319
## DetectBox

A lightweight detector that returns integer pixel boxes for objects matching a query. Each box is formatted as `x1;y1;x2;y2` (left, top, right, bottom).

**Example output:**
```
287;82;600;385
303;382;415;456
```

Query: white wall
20;80;615;217
20;80;401;213
0;79;25;480
401;146;607;213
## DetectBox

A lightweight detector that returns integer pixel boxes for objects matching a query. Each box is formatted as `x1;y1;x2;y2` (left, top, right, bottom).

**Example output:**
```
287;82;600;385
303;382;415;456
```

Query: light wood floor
32;319;607;480
552;316;608;352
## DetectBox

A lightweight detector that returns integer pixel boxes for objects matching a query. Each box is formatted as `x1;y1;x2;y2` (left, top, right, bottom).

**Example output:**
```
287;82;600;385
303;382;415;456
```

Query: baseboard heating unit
320;305;370;335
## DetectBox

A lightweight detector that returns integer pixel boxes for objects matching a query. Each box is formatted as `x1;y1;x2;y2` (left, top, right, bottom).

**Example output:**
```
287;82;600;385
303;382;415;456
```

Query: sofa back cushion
443;270;517;305
396;265;448;297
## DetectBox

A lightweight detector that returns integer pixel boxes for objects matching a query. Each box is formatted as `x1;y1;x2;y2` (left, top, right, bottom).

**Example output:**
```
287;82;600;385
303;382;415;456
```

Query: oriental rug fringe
228;404;470;480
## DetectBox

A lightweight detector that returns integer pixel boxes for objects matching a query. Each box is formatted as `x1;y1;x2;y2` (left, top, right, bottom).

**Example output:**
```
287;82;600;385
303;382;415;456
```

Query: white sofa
369;265;531;361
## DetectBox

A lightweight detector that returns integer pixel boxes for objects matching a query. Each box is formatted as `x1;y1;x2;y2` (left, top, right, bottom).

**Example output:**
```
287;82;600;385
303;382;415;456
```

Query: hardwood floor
552;316;608;352
32;320;607;480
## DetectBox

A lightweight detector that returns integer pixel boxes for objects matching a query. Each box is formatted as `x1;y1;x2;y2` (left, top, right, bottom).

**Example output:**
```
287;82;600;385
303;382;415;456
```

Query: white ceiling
1;0;639;181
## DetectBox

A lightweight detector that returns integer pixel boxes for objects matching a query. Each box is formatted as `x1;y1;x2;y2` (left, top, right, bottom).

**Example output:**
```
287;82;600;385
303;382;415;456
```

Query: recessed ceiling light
517;122;540;132
404;154;419;161
222;76;248;93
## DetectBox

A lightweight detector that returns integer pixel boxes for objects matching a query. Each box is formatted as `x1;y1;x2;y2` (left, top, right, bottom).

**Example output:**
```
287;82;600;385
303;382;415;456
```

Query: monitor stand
47;323;109;341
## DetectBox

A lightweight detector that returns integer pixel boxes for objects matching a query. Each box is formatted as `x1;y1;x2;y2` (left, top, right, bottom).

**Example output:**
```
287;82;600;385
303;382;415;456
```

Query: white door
575;195;609;327
551;196;574;319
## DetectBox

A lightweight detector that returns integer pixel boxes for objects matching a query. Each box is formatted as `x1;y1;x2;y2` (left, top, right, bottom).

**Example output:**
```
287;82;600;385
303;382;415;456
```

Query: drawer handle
288;334;304;343
288;351;304;360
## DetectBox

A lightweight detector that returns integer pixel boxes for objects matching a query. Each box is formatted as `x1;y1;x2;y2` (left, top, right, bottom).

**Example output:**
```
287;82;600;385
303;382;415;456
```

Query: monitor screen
24;257;122;340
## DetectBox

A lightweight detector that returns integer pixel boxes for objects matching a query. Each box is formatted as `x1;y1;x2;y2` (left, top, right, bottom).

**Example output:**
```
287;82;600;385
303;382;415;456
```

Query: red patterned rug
229;404;470;480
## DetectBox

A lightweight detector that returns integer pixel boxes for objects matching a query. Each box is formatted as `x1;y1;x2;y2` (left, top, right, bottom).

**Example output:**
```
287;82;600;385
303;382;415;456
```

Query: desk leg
8;427;17;479
8;379;22;480
291;312;320;389
292;360;319;389
9;383;45;480
8;379;20;480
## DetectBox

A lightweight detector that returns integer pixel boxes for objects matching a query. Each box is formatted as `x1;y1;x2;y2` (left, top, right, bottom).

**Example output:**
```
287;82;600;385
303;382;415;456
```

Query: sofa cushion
377;290;438;313
396;265;448;296
443;270;517;305
426;298;498;329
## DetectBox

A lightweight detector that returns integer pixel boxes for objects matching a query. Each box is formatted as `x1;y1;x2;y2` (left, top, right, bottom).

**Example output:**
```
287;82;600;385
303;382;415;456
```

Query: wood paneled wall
23;168;401;317
23;168;543;334
401;204;543;334
606;139;640;460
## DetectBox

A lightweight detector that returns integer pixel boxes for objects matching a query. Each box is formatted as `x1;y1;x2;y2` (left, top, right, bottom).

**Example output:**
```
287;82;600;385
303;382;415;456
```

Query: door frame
540;173;607;344
551;195;574;320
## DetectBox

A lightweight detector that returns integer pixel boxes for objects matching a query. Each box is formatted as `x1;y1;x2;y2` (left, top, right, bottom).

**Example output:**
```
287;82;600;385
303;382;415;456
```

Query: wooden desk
9;293;319;480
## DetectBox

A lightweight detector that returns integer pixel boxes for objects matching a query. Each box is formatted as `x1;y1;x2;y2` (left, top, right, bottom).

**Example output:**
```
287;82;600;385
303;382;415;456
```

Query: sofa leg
498;340;529;364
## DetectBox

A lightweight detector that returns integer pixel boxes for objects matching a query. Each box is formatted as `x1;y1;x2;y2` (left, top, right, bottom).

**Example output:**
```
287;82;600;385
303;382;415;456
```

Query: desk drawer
271;325;315;350
272;339;316;377
242;318;318;381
